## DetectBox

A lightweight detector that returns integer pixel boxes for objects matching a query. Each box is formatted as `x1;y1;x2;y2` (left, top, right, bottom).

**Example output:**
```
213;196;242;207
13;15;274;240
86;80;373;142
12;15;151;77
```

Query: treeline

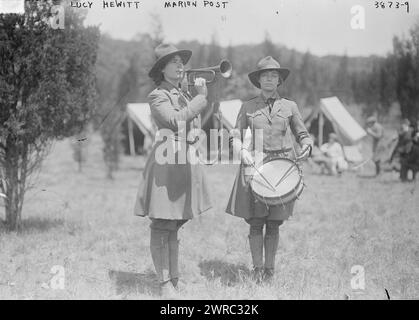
95;23;419;123
93;21;419;176
179;31;417;121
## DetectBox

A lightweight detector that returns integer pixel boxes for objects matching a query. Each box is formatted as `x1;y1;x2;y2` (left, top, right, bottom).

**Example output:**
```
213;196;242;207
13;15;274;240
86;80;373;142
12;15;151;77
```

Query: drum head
250;158;301;200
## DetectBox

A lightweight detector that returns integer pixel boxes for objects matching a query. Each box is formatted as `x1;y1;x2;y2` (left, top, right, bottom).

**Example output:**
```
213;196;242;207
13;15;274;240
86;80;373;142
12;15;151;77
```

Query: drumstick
351;158;372;170
275;165;297;187
252;177;276;192
250;163;276;192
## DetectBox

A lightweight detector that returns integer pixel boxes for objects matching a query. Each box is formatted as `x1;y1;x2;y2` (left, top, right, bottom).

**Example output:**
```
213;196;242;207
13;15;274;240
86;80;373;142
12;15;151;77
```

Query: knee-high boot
168;230;179;288
248;232;264;283
150;229;176;297
264;227;279;281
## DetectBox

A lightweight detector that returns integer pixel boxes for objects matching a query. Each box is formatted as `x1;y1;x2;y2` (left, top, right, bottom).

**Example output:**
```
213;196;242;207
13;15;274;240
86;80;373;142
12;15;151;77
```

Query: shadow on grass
125;166;145;172
356;174;378;179
0;217;65;233
198;259;251;286
108;269;160;296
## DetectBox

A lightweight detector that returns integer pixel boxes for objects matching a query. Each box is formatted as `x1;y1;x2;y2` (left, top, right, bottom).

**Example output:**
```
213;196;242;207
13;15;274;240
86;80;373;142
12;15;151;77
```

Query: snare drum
249;157;304;206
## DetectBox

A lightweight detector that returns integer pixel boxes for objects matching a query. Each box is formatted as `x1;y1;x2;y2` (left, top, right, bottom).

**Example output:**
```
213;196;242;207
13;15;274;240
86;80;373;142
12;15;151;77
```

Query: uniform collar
159;80;181;93
259;90;281;104
256;91;283;121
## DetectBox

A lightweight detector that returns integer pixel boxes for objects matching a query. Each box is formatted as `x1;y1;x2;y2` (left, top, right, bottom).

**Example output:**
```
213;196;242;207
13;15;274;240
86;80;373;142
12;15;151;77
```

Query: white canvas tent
126;103;155;155
219;99;252;149
126;100;254;156
305;97;367;163
320;97;367;145
218;99;242;130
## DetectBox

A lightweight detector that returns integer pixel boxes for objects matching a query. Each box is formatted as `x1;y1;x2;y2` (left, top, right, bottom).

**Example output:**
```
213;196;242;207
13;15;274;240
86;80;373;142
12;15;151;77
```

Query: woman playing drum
134;44;212;297
226;56;313;283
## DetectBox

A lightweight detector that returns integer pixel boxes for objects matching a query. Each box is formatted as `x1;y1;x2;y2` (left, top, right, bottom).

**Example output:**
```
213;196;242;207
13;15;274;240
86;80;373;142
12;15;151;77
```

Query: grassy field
0;133;418;300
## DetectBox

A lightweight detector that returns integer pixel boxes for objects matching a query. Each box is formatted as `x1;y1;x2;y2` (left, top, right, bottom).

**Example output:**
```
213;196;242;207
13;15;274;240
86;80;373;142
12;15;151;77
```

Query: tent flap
219;99;251;148
127;103;154;136
320;97;366;145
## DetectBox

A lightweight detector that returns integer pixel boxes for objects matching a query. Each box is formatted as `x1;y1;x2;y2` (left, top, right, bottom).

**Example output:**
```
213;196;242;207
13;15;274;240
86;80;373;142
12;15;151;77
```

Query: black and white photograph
0;0;418;302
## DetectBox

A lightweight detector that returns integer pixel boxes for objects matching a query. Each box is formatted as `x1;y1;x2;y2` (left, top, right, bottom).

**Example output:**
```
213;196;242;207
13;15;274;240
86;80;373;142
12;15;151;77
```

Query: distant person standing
408;129;419;180
366;116;384;176
408;118;419;180
390;119;413;182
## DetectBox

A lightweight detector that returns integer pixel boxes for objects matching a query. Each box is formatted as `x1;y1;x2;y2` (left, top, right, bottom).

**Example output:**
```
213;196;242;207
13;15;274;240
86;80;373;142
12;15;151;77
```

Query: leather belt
263;148;292;156
173;136;200;145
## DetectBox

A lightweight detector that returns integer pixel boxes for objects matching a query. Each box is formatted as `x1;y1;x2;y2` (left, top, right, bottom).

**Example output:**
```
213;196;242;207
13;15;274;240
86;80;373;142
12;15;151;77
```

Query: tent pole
128;116;135;156
319;111;324;146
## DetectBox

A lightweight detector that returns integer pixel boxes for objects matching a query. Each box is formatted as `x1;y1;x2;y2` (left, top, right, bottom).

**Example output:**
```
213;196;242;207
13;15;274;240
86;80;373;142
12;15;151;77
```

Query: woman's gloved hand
240;149;254;166
194;77;208;97
296;144;312;162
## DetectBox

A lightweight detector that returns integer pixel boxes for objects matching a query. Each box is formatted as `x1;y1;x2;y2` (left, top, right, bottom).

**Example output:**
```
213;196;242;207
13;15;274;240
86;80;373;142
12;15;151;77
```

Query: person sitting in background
390;119;413;182
366;116;384;176
319;133;348;175
308;134;329;173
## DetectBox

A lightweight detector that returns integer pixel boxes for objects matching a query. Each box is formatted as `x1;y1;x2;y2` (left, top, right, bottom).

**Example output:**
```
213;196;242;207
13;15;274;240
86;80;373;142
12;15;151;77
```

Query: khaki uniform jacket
134;81;212;219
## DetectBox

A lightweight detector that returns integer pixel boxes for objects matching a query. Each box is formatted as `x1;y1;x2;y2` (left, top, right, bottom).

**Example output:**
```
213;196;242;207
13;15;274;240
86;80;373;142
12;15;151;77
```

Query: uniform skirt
134;141;212;220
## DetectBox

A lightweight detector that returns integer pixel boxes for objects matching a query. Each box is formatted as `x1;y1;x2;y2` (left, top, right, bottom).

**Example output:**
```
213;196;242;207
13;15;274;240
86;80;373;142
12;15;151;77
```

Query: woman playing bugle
134;43;212;297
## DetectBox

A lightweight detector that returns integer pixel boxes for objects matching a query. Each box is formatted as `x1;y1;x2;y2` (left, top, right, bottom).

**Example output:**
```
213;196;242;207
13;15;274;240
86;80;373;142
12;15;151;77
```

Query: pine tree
0;2;99;230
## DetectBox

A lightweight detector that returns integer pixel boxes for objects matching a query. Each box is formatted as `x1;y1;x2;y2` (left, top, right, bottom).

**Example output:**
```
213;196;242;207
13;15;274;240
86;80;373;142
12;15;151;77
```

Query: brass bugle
185;59;232;85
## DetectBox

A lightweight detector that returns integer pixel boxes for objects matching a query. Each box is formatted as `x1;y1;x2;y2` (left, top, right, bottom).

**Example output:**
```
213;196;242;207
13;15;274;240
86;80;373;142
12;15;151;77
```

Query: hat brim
148;49;192;79
248;68;290;89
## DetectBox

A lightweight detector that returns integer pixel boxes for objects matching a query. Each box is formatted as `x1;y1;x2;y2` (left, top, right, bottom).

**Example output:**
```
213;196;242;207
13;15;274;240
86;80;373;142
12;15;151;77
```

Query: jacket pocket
275;109;292;119
246;110;264;119
273;110;292;131
246;110;264;129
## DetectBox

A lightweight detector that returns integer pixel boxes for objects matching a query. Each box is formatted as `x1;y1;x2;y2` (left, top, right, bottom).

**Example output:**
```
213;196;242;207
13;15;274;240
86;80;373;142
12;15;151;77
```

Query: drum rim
251;176;304;205
249;156;304;204
259;155;296;166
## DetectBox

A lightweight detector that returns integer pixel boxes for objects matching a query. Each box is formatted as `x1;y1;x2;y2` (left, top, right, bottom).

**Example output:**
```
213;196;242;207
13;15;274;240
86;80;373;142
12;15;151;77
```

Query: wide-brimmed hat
248;56;290;88
148;43;192;79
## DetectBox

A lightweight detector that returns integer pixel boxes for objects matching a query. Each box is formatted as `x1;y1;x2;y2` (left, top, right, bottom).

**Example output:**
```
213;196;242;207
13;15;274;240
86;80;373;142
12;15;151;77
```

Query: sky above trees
85;0;419;56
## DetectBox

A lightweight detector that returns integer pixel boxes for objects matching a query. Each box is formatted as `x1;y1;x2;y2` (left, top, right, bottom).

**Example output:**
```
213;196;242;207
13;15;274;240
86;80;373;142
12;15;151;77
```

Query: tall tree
101;54;140;179
299;51;318;106
282;49;298;99
149;13;164;48
379;56;397;112
226;41;235;63
333;53;352;104
393;22;419;120
364;61;382;115
0;1;99;230
262;32;277;59
207;32;222;67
